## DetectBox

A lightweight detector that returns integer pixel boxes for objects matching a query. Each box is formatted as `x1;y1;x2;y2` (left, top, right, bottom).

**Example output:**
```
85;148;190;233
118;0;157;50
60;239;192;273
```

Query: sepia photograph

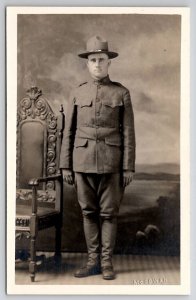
6;6;190;295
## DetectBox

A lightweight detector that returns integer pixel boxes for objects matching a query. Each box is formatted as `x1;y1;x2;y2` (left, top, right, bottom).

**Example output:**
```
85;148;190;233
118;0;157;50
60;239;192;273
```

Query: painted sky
18;14;181;165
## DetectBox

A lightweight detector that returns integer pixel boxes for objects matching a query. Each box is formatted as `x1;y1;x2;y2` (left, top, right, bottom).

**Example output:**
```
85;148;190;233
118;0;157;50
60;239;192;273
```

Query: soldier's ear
108;59;111;67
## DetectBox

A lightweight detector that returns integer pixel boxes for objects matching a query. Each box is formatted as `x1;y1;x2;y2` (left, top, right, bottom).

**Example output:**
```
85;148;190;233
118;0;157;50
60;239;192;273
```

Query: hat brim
78;50;118;59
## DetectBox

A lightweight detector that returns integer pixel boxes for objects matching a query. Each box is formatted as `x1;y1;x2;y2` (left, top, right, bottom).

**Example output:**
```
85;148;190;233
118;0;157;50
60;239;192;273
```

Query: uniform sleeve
59;91;77;169
122;89;136;172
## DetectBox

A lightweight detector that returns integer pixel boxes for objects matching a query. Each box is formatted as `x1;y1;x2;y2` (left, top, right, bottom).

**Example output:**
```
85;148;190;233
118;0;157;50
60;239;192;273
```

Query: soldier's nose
95;59;102;66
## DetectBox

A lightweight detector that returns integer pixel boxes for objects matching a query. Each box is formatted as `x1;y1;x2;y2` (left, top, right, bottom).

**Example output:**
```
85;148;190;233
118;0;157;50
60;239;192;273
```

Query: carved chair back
16;87;64;210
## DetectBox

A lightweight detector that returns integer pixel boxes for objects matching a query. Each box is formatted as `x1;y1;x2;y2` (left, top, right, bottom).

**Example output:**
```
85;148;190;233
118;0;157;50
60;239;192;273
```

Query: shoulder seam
111;81;122;87
78;81;88;87
112;81;129;92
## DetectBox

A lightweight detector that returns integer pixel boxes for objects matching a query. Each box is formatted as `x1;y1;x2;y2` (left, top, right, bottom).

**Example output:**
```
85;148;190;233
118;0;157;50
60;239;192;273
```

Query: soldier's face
87;53;111;80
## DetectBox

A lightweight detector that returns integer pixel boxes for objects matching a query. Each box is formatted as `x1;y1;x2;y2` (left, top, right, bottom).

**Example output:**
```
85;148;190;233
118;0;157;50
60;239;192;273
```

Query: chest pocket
102;98;123;108
74;97;93;126
101;97;123;127
75;98;92;108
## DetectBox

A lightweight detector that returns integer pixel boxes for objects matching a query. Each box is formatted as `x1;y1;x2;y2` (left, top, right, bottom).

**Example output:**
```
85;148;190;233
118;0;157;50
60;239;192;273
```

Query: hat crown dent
87;35;108;52
78;35;118;59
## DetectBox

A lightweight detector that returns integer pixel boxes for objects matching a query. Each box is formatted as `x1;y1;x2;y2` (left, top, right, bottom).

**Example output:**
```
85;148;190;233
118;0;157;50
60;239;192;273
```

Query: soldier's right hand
62;169;74;185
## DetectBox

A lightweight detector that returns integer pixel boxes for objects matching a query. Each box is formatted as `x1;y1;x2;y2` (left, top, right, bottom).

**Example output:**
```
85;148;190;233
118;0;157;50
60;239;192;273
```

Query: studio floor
15;252;180;285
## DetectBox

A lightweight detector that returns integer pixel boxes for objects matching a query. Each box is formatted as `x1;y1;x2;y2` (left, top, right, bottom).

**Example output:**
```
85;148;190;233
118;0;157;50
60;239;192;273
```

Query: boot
74;256;101;277
101;217;117;280
102;265;115;280
74;214;101;278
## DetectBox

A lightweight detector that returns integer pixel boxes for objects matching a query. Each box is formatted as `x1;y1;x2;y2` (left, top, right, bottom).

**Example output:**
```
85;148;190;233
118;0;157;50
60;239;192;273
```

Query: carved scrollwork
47;166;56;175
21;98;32;110
16;232;31;239
16;190;33;201
35;97;49;120
19;98;33;120
48;134;56;143
46;181;55;191
18;87;53;122
47;117;57;182
48;115;57;129
16;189;56;203
17;86;58;194
47;151;55;162
26;86;42;100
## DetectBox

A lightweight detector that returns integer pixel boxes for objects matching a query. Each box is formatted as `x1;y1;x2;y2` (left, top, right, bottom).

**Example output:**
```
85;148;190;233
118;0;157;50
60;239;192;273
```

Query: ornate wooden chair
15;87;64;282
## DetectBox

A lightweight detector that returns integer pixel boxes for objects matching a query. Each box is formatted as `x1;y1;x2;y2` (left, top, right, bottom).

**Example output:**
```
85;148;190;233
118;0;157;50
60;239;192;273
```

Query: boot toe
102;266;115;280
74;267;87;278
74;264;101;278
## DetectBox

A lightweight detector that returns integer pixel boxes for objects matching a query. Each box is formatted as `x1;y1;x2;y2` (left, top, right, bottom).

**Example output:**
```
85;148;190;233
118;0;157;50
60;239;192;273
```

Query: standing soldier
60;36;136;280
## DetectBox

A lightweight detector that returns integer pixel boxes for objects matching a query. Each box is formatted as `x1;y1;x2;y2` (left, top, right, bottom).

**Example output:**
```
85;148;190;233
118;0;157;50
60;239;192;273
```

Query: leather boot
101;217;117;280
102;265;115;280
74;214;101;278
74;256;101;277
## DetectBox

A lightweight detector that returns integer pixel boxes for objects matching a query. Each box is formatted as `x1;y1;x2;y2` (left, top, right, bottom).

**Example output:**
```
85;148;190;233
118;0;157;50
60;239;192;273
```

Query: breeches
74;172;124;218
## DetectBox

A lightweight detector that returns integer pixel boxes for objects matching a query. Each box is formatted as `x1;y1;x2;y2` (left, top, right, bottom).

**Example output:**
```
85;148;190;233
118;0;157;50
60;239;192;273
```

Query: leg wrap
101;217;117;267
83;214;101;264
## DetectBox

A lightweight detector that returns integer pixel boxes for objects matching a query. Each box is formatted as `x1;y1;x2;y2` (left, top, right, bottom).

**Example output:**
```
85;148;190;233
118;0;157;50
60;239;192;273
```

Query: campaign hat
78;35;118;59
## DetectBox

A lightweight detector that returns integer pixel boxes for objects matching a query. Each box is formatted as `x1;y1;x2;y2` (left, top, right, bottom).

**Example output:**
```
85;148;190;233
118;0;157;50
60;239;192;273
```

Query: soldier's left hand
123;171;134;187
62;169;74;185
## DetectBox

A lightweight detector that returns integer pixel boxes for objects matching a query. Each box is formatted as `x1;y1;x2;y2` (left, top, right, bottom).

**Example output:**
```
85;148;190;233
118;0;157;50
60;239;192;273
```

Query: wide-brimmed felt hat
78;35;118;59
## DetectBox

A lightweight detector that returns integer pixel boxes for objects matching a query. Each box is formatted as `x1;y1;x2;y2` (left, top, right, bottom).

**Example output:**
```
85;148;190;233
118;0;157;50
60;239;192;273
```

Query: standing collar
89;75;111;85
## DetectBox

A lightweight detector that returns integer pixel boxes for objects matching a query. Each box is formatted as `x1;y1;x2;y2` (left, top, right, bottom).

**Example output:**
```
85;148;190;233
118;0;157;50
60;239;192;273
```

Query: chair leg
29;236;36;282
29;186;38;282
54;224;62;265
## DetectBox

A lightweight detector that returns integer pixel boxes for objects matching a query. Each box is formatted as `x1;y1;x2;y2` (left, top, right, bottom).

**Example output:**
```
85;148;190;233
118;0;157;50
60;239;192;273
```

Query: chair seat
16;204;58;218
16;205;60;230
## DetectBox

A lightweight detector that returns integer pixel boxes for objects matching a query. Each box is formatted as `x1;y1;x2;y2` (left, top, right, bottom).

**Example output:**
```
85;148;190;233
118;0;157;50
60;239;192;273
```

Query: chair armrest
28;174;62;186
28;173;62;215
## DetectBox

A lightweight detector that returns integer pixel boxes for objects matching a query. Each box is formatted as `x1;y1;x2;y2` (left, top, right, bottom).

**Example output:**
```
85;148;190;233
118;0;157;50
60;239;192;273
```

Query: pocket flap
75;98;92;107
75;138;88;148
105;136;122;146
102;99;123;108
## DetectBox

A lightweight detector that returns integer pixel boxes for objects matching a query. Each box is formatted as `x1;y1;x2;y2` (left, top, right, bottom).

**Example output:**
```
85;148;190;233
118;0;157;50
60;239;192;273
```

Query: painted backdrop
17;14;181;255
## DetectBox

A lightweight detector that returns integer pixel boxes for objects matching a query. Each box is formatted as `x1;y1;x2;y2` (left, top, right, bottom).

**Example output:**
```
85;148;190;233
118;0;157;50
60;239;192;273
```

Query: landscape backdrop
16;13;181;255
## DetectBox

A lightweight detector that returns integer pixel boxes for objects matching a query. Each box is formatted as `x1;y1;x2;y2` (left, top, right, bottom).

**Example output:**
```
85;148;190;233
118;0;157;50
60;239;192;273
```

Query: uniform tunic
59;75;136;173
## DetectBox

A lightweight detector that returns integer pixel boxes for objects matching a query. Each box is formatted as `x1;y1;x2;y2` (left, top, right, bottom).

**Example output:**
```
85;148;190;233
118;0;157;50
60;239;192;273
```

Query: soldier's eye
88;58;106;63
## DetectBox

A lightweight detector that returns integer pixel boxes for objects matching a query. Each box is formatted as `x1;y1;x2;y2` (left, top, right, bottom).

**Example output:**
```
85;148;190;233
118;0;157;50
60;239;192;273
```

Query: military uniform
60;36;136;279
60;75;135;173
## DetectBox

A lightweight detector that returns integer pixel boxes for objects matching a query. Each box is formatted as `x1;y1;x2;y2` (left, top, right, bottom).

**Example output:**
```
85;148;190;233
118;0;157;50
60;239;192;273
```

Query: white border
6;6;190;295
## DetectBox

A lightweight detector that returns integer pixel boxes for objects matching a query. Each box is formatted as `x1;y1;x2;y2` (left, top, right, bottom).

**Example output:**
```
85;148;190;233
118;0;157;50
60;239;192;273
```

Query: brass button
97;139;100;143
96;98;100;102
96;112;100;116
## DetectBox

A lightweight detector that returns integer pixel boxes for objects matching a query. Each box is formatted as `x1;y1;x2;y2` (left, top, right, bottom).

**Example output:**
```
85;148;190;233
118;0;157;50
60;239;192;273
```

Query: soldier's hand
123;171;134;187
62;169;74;185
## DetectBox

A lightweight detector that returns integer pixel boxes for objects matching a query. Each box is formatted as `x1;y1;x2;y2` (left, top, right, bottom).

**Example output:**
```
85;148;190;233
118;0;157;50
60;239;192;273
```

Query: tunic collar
89;74;111;85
